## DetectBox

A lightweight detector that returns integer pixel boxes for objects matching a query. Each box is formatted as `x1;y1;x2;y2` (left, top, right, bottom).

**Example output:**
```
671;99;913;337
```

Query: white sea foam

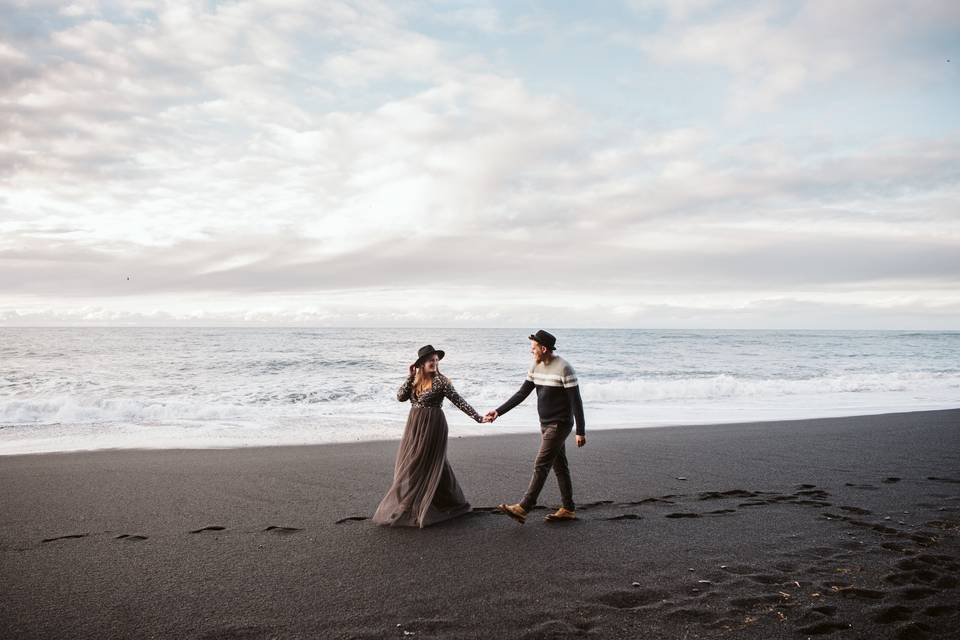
581;371;960;402
1;327;958;454
3;371;956;428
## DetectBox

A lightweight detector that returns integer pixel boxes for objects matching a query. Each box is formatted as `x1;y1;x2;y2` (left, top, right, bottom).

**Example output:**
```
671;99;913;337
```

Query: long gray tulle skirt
372;407;471;528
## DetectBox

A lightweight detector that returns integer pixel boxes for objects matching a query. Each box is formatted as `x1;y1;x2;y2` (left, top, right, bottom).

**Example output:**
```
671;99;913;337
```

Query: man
486;329;586;524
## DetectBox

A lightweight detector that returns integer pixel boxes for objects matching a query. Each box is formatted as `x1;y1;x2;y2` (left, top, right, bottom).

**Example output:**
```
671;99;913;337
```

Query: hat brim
416;349;445;366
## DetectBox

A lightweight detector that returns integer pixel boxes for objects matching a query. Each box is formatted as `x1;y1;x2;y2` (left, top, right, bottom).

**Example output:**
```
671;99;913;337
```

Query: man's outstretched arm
494;379;535;417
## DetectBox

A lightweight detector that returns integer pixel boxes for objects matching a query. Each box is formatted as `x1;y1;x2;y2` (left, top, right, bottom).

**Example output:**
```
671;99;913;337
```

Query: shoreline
2;409;958;638
2;406;958;457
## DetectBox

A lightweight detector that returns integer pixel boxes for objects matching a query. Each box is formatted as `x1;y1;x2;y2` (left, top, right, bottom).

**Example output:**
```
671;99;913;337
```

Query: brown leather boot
496;503;527;524
544;507;577;522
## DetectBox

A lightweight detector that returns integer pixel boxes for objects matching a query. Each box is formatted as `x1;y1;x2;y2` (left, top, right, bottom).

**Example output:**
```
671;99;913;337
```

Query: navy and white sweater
496;356;586;436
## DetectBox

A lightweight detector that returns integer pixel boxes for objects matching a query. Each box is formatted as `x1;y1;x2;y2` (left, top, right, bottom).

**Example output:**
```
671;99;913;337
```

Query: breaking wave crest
582;371;960;402
3;371;956;427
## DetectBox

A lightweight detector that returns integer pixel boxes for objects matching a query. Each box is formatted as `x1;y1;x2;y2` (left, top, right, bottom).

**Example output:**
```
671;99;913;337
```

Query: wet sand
1;409;959;639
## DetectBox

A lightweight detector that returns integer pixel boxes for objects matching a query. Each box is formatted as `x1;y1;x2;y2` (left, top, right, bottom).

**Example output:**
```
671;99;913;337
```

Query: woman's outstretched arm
441;378;483;423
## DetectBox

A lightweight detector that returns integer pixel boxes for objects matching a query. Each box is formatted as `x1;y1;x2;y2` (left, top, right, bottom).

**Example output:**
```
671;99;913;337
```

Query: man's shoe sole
544;514;578;522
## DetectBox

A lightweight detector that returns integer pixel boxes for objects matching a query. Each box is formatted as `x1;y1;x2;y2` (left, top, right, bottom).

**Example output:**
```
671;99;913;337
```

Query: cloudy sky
1;0;958;328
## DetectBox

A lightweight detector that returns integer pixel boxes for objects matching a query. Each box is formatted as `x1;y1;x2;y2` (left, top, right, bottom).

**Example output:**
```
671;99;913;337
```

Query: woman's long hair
414;367;447;397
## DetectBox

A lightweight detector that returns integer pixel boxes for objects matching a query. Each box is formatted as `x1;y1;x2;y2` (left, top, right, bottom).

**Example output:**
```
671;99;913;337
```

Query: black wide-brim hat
528;329;557;350
415;344;445;366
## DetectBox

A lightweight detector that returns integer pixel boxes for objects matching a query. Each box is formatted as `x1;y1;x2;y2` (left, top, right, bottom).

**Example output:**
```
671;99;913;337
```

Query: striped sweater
496;355;586;436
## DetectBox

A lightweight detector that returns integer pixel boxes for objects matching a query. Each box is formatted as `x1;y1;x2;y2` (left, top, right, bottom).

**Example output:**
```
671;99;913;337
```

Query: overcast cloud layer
1;0;958;328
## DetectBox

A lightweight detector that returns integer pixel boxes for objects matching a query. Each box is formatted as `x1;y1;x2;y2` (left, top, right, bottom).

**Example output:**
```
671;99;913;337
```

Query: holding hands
482;410;498;424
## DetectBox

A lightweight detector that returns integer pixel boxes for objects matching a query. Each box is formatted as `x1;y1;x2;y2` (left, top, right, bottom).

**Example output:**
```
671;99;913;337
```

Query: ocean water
1;328;958;454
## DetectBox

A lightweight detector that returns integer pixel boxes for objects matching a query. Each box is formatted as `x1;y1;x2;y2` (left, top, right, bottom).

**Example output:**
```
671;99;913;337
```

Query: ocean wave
0;390;402;426
244;386;385;405
4;371;956;427
581;371;960;402
0;397;254;426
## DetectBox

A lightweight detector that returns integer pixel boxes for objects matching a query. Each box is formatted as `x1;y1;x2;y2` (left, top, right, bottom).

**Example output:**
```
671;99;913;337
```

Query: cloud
1;0;958;328
3;219;958;303
626;0;723;22
432;6;504;33
1;0;585;250
634;0;960;112
3;289;959;329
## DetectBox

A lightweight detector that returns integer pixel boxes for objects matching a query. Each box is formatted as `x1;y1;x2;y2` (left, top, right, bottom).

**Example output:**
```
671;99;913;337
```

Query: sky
1;0;958;328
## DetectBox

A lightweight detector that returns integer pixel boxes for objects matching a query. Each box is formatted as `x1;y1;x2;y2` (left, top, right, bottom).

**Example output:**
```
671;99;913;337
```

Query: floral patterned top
397;374;483;423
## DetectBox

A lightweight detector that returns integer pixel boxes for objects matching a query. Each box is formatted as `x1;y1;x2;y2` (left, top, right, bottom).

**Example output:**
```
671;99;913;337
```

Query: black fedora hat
528;329;557;350
415;344;445;366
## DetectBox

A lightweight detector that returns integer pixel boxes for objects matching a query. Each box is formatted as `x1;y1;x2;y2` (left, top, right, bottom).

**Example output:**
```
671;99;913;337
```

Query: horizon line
1;325;958;332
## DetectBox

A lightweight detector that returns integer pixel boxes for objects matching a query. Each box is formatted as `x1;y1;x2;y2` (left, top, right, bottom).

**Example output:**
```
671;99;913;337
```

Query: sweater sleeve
397;374;414;402
562;363;586;436
496;369;536;415
442;379;483;423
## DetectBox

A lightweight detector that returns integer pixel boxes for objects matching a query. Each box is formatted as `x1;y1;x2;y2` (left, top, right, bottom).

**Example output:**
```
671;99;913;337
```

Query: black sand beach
2;409;959;639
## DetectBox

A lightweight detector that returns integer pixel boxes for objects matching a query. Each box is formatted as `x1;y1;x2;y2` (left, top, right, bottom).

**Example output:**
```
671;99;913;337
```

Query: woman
373;344;485;528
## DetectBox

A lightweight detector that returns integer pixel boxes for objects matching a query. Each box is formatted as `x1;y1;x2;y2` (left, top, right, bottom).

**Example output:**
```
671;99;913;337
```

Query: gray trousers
520;421;575;511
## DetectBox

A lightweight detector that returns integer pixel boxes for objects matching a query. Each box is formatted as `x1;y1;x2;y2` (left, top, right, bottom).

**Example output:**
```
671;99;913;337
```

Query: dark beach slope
2;409;959;639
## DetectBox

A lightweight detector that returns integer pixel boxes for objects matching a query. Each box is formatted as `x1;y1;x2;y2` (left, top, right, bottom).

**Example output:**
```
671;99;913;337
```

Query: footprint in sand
41;533;88;543
898;587;938;601
698;489;757;500
839;505;872;515
335;516;368;524
114;534;148;541
519;619;592;639
895;621;935;638
796;621;852;635
885;572;919;586
604;514;642;521
833;586;886;600
663;606;719;624
924;519;960;532
795;488;832;499
189;526;226;533
619;497;675;506
874;605;913;623
665;512;701;519
795;499;834;507
263;526;301;535
728;593;785;610
720;565;758;576
578;500;614;509
823;581;887;600
594;588;669;609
